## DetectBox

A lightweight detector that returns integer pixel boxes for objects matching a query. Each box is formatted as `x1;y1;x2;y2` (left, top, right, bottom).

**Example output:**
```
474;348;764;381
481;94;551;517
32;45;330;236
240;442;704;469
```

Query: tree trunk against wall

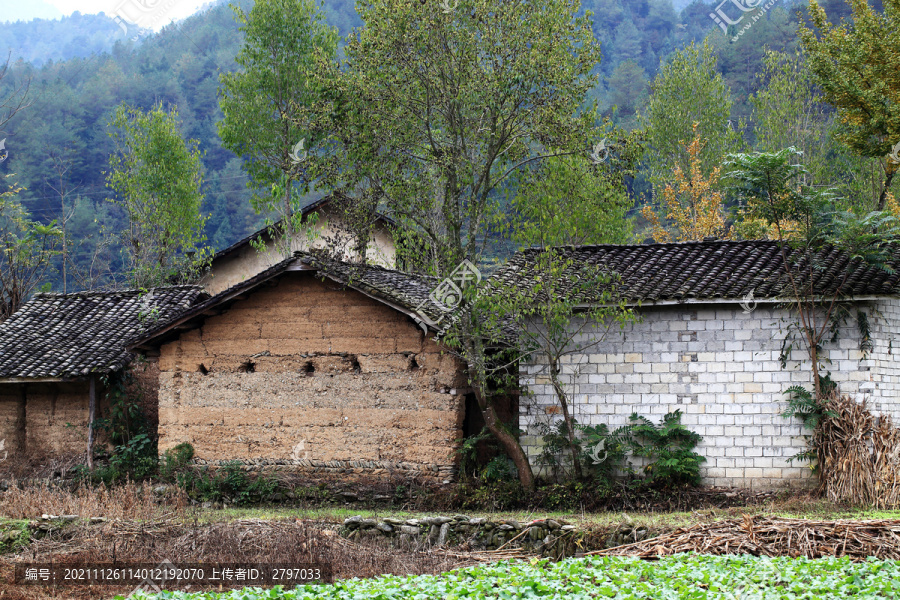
13;384;26;455
87;375;96;470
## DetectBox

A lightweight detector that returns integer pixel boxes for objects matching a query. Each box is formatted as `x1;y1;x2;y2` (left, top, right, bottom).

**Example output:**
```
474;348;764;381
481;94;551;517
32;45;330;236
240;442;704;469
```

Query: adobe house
495;240;900;490
202;195;397;295
0;287;207;465
129;253;474;482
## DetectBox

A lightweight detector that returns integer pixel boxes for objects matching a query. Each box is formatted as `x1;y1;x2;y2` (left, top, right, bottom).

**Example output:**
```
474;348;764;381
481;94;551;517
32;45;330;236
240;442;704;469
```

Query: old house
494;240;900;490
202;196;397;295
0;287;206;463
129;253;471;482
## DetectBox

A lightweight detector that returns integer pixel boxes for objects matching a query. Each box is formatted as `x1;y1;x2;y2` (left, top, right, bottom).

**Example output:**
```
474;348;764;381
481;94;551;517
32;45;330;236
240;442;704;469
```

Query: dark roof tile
492;240;900;304
0;286;207;380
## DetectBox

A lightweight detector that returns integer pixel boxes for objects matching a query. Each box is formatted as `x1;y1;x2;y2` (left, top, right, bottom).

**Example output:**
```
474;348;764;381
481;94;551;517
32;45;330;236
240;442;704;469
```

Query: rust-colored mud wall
0;381;91;459
157;273;467;480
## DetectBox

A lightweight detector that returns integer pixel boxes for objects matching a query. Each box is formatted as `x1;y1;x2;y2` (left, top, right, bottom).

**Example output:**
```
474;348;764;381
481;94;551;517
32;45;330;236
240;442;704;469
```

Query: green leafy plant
481;456;517;483
628;410;705;488
176;461;278;506
782;375;839;469
456;426;492;481
158;442;195;481
538;418;634;482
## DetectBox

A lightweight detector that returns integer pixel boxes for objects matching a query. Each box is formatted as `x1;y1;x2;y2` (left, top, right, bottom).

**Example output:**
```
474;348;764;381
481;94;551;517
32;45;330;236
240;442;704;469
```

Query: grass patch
0;519;30;554
124;553;900;599
195;497;900;531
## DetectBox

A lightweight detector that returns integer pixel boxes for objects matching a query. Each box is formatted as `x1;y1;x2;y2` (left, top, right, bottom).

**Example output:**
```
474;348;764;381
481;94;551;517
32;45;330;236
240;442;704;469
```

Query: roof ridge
522;239;782;253
33;284;203;299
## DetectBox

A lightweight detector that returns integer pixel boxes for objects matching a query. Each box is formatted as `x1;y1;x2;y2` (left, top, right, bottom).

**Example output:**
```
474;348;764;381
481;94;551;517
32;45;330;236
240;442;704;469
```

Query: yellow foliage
885;190;900;219
641;124;730;242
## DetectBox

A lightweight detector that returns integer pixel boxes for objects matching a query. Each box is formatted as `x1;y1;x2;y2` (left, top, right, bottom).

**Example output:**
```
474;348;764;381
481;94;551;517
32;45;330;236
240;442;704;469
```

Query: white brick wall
519;299;900;490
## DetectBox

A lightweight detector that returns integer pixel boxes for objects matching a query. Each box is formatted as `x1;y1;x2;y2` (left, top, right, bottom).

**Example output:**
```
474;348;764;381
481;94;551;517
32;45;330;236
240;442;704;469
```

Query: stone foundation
342;514;581;558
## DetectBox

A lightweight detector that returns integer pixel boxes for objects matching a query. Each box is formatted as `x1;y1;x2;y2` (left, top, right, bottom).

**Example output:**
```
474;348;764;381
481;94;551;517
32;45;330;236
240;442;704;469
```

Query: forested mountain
0;0;850;292
0;12;128;66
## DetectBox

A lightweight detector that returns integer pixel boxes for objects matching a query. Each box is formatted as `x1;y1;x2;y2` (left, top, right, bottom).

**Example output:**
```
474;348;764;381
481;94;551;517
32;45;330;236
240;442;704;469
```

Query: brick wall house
130;253;472;482
0;287;206;464
493;240;900;490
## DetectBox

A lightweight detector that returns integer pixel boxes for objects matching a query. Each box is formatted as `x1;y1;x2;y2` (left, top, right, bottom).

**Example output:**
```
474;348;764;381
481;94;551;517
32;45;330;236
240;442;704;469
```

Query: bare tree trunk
462;325;535;491
876;169;896;212
87;375;96;470
549;360;583;479
471;382;535;491
14;384;26;456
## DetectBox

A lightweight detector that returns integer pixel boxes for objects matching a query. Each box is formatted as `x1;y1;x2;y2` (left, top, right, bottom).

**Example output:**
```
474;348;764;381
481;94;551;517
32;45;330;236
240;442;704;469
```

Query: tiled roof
491;240;900;304
131;252;443;350
0;286;207;380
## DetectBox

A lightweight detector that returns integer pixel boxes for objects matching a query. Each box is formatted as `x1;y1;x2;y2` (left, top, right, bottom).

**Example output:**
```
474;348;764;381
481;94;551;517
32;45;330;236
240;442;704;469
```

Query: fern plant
628;410;705;487
781;375;839;469
578;422;634;479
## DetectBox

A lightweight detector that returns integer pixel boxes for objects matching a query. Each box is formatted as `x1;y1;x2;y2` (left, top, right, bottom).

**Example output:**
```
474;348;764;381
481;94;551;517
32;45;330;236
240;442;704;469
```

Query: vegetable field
127;553;900;600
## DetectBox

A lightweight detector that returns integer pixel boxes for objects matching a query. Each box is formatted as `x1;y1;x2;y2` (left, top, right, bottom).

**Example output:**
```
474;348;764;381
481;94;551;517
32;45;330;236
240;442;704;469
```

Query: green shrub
629;410;705;487
481;456;516;483
78;433;158;485
158;442;195;481
176;461;278;505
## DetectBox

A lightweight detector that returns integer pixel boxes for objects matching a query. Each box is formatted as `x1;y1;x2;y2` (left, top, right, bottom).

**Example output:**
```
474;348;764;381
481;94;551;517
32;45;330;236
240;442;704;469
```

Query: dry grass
0;480;187;521
0;518;474;600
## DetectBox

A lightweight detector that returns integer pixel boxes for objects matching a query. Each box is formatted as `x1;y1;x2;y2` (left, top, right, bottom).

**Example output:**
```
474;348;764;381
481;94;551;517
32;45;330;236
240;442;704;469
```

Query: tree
487;143;640;480
217;0;339;259
751;49;899;212
335;0;605;491
750;51;832;187
798;0;900;211
106;103;210;288
725;148;900;401
0;177;61;321
0;51;31;134
607;60;649;128
641;40;743;198
641;124;731;242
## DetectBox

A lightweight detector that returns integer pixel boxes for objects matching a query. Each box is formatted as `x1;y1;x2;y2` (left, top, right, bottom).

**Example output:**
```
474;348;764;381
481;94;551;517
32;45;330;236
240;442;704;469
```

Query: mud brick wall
157;272;468;480
521;301;900;491
0;381;94;460
0;385;24;460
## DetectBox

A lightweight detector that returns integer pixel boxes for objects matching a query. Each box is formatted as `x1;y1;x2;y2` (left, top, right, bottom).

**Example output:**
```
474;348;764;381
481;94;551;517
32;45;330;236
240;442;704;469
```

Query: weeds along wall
155;272;468;482
519;300;900;490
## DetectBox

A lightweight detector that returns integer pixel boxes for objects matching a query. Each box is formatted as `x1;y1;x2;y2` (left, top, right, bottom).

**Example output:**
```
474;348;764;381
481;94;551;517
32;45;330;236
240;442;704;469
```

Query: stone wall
520;300;900;490
341;514;582;558
157;272;467;481
859;298;900;424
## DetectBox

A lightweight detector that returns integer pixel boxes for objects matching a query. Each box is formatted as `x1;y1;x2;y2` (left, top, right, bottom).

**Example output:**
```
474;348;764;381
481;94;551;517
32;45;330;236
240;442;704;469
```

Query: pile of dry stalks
816;395;900;508
589;515;900;560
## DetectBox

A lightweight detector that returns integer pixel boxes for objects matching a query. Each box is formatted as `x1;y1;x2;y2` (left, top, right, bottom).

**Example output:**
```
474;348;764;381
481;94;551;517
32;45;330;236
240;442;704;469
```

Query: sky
0;0;212;29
